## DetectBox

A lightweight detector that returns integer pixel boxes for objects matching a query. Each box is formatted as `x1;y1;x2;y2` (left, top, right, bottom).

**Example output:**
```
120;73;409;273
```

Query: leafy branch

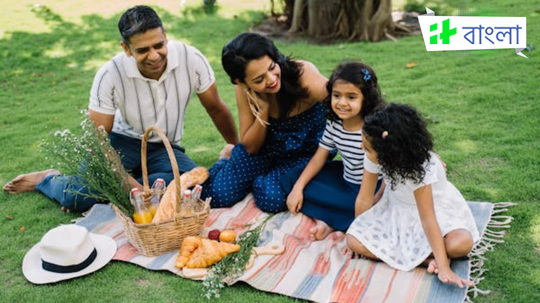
202;214;274;299
39;113;132;214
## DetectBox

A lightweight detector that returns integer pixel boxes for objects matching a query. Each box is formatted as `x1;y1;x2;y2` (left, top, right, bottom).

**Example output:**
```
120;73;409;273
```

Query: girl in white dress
346;103;480;288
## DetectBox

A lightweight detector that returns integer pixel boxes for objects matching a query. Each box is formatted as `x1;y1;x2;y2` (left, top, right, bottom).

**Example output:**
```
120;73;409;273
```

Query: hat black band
41;248;97;274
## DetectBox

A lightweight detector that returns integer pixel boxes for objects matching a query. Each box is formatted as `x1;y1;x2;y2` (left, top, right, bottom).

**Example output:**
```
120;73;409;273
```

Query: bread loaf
151;167;210;223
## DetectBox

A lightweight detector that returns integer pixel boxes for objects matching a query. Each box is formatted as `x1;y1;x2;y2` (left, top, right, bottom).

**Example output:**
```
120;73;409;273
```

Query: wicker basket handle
141;126;182;212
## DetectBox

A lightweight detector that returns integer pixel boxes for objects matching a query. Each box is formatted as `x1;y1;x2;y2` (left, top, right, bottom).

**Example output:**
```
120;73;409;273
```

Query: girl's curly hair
362;103;433;189
324;61;386;122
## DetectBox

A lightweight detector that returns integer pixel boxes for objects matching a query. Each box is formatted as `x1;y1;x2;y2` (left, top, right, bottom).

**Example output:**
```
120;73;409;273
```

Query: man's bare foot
427;258;439;274
3;169;60;194
60;206;71;214
219;144;234;160
309;219;335;241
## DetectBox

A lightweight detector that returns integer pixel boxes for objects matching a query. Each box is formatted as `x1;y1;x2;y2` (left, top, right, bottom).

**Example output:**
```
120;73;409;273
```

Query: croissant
186;238;240;268
175;236;202;268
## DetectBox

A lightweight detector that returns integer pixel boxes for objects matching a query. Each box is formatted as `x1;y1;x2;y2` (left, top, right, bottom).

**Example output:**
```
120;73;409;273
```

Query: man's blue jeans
35;132;198;212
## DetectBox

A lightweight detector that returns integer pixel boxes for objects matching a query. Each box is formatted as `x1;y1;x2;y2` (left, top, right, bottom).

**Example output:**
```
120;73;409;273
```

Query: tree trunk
307;0;319;37
286;0;396;42
288;0;305;33
368;0;393;42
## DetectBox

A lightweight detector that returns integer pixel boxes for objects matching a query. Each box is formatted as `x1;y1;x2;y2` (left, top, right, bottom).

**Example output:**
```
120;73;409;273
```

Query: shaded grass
1;0;539;302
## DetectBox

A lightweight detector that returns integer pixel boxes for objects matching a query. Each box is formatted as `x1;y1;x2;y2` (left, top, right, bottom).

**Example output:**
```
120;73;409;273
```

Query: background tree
272;0;409;42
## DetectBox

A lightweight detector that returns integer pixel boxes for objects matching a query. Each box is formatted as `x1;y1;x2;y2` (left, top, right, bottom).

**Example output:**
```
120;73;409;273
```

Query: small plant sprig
39;112;132;214
202;214;274;299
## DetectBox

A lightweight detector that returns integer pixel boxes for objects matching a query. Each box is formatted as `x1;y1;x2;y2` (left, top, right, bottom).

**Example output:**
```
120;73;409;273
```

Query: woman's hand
286;188;304;215
236;86;270;154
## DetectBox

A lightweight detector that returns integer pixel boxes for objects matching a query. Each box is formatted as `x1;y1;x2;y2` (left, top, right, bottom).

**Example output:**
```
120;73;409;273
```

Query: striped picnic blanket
74;194;513;303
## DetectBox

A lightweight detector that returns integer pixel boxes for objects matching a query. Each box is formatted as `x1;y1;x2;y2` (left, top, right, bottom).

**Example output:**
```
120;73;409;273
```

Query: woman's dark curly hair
221;32;308;119
362;103;433;189
324;61;386;122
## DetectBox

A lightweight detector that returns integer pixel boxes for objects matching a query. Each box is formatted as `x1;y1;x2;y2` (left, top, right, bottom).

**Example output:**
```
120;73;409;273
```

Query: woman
202;32;329;212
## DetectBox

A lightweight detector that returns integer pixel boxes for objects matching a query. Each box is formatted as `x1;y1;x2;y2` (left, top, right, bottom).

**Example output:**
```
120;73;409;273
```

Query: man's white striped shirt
89;41;215;144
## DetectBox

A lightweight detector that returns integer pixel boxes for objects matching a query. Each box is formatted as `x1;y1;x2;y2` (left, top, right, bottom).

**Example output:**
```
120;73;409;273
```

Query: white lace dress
347;152;480;271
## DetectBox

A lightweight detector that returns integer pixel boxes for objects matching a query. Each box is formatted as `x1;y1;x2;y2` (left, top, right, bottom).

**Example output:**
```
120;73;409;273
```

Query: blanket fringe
71;208;94;224
466;202;516;303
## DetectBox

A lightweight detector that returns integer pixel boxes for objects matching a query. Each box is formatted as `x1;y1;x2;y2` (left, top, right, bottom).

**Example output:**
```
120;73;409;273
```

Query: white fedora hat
22;224;117;284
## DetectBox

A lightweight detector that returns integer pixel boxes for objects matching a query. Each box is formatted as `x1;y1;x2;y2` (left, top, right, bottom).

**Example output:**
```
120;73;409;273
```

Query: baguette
151;166;210;223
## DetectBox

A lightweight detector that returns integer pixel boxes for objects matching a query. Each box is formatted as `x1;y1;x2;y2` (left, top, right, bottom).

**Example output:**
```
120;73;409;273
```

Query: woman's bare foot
427;258;439;274
3;169;60;194
309;219;335;241
219;144;234;159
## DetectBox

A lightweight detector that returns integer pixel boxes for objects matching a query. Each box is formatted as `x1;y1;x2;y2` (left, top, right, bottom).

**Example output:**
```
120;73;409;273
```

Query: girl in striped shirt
282;61;386;240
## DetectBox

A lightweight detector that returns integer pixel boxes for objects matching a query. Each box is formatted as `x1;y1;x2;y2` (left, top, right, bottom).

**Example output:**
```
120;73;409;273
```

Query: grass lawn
1;0;539;302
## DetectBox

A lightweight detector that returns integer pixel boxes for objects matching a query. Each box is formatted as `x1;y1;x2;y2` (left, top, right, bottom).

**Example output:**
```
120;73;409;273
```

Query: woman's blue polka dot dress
202;102;327;213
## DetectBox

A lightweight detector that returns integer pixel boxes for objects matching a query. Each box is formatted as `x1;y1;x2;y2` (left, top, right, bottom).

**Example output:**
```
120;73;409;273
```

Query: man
3;5;238;212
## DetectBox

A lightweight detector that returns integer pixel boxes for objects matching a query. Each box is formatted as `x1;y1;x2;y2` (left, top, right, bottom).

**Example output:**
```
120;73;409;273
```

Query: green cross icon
440;19;457;44
429;18;457;45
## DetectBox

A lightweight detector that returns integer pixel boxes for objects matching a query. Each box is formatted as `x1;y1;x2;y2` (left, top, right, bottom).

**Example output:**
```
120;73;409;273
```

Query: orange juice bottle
149;178;166;218
148;204;158;218
130;188;152;224
181;189;193;216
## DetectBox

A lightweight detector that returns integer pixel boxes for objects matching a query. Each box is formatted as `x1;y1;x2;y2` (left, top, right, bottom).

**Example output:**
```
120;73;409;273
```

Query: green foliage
203;215;274;299
39;115;132;214
402;0;469;16
1;0;539;302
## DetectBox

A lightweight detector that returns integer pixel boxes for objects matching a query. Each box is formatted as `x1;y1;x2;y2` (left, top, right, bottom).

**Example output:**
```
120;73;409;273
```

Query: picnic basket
112;126;210;257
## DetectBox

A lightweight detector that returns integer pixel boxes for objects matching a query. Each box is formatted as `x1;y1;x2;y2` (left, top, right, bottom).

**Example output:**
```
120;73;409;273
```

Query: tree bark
368;0;393;42
288;0;305;33
286;0;396;42
307;0;321;37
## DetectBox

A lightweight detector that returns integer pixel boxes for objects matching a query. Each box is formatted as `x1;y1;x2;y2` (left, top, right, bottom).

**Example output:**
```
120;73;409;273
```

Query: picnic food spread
180;166;210;191
174;236;240;268
218;230;236;243
130;188;153;224
152;167;210;223
148;178;166;217
181;243;285;279
207;229;221;241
